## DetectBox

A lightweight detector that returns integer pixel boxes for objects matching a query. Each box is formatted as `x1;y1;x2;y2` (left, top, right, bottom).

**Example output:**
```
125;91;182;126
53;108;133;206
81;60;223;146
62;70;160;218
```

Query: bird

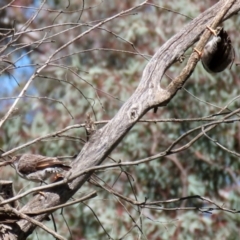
11;154;71;183
201;27;233;73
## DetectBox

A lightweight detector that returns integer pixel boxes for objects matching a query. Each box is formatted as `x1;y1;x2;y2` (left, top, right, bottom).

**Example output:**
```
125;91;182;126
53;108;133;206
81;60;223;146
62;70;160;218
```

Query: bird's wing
17;154;71;173
36;157;71;171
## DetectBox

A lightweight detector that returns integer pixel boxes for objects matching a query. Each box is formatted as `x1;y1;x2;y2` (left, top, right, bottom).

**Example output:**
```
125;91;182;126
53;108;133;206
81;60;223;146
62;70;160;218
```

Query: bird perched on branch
201;27;233;73
11;154;71;183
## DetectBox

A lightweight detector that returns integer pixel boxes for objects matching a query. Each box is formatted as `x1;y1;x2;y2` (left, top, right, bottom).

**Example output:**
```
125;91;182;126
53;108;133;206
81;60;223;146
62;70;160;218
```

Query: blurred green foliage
0;0;240;239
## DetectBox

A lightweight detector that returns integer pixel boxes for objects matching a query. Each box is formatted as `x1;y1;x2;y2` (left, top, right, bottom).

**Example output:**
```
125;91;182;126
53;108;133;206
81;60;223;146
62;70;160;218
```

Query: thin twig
24;191;97;215
5;208;67;240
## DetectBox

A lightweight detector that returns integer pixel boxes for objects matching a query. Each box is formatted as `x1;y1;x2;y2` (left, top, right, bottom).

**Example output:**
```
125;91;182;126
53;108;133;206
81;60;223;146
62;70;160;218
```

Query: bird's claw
206;26;222;36
206;26;218;36
193;48;202;57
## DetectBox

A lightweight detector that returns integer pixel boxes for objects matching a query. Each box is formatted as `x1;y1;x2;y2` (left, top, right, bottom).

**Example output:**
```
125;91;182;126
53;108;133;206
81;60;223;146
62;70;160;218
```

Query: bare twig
0;0;148;129
24;191;97;215
4;208;66;240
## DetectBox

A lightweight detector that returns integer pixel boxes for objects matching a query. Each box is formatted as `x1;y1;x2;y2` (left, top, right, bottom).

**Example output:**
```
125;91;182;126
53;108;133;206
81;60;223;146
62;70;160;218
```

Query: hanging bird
11;154;71;183
201;27;233;73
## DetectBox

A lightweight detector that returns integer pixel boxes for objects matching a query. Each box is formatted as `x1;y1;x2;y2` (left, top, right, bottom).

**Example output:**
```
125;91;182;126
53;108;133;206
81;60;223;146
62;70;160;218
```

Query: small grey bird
11;154;71;183
201;27;233;73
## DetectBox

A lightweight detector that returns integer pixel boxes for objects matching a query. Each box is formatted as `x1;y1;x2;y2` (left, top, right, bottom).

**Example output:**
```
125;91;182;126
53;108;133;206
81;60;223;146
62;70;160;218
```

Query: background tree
0;0;240;239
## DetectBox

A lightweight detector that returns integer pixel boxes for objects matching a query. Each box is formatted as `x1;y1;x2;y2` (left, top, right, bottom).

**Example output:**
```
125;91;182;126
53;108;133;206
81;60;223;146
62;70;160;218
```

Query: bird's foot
206;26;217;36
39;181;48;186
193;48;202;58
206;26;221;36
